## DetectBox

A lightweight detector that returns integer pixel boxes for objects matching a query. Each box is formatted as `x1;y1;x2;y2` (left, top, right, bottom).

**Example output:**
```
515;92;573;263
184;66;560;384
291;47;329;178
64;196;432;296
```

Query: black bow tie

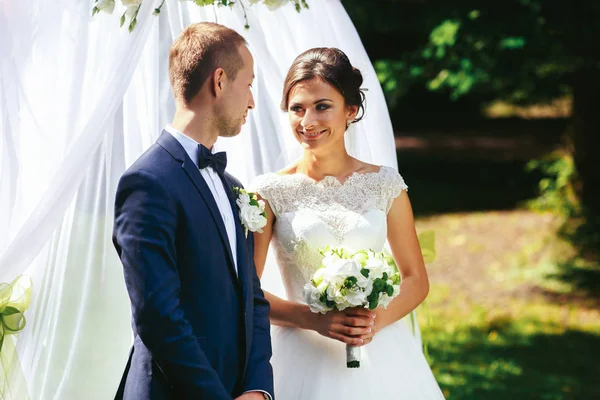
197;145;227;175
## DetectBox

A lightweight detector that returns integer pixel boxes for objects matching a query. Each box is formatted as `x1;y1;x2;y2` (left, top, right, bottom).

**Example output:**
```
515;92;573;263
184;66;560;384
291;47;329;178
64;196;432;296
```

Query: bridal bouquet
302;247;400;368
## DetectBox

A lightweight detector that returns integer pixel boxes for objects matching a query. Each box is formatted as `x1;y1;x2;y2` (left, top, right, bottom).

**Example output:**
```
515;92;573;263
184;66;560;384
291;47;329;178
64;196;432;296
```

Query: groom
113;23;273;400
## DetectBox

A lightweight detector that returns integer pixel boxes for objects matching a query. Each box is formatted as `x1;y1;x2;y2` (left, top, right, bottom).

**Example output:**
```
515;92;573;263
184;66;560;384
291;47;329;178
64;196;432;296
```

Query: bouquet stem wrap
346;345;361;368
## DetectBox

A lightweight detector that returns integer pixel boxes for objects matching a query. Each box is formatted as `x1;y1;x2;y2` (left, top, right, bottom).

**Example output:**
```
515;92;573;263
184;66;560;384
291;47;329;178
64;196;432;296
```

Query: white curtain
0;1;399;398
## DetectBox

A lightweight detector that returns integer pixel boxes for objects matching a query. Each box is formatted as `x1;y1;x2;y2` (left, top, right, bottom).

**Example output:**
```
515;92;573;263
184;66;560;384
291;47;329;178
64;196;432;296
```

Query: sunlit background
2;1;599;399
344;1;600;398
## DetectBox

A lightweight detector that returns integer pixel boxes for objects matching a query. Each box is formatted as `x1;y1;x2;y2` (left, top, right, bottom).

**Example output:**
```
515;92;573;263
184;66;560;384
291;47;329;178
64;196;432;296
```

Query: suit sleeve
241;233;275;399
113;169;232;399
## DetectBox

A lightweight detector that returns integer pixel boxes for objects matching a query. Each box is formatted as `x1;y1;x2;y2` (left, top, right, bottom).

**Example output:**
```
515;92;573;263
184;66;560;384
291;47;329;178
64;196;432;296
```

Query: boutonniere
233;187;268;237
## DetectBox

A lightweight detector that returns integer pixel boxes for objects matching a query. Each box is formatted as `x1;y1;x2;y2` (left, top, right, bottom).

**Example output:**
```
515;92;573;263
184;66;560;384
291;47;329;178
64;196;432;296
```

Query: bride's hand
310;307;376;346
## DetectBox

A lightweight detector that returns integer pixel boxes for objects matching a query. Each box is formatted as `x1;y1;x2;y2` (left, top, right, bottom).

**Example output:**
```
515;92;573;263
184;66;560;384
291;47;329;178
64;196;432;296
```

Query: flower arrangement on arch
92;0;309;32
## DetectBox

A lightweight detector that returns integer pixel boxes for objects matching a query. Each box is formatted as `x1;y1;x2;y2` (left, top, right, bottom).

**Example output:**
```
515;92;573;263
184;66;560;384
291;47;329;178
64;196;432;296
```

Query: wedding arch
0;1;400;398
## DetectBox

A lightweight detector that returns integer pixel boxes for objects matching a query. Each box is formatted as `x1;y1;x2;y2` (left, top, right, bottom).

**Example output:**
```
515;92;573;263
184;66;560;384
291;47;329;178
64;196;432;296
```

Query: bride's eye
290;105;303;112
316;104;330;111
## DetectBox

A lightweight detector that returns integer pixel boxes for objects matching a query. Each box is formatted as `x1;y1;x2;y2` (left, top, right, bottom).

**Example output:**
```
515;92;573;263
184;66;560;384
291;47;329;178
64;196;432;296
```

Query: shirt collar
165;125;222;168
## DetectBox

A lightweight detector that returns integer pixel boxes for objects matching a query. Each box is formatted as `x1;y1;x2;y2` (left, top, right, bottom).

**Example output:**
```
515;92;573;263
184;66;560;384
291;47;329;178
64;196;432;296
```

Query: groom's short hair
169;22;247;104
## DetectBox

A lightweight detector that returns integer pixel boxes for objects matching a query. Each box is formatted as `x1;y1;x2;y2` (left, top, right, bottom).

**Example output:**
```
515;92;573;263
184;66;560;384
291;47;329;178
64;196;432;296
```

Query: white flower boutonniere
234;187;268;237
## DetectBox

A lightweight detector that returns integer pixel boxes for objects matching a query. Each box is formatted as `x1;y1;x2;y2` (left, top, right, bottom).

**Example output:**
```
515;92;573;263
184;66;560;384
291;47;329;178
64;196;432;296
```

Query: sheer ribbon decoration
0;276;32;400
1;1;418;398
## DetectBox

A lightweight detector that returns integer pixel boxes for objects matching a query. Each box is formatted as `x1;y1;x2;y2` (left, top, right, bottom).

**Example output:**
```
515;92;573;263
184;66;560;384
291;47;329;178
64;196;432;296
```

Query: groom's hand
311;307;376;346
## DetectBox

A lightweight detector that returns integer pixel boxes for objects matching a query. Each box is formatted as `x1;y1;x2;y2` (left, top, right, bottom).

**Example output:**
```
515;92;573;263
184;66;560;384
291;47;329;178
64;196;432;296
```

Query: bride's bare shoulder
354;160;383;175
275;163;300;176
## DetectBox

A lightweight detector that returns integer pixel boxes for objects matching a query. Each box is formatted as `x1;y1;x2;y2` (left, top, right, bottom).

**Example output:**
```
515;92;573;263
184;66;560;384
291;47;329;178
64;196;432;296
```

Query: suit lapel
221;175;250;298
220;174;253;364
157;131;238;283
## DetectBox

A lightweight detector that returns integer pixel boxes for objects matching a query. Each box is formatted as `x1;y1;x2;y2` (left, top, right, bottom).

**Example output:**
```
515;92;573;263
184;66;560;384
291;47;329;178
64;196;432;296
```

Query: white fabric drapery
0;1;401;398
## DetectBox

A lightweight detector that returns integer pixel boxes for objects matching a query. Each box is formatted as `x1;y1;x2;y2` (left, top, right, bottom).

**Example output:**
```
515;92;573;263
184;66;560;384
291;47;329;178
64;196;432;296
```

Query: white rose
303;282;332;314
320;259;353;290
316;281;329;293
365;257;388;279
327;284;347;307
321;253;340;269
324;259;366;308
344;266;370;307
335;258;357;275
311;268;326;286
352;251;369;267
263;0;287;10
236;192;251;208
377;285;400;309
335;257;363;277
96;0;115;14
239;204;267;233
345;287;367;307
121;0;142;6
355;271;372;298
378;293;393;308
124;5;137;19
361;278;374;297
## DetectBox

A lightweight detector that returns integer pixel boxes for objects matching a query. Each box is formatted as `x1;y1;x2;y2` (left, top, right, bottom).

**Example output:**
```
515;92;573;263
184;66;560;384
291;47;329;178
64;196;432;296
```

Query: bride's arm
375;191;430;331
253;198;375;345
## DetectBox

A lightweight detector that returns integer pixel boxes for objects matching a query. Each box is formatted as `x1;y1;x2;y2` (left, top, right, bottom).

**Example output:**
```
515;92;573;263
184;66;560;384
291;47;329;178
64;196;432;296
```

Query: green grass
394;133;600;398
416;213;600;399
422;290;599;399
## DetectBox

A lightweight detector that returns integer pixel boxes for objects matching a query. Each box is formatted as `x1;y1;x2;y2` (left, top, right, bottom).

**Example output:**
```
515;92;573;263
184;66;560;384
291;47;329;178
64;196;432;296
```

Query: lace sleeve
251;174;282;218
381;167;408;213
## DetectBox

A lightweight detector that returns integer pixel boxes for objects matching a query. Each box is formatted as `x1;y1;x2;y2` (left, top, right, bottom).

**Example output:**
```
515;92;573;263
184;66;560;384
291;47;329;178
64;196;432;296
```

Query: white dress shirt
165;125;238;274
166;126;271;400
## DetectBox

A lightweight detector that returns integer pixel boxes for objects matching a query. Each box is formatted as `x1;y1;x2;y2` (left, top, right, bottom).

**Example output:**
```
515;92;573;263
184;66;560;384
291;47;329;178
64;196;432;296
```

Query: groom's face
217;45;255;138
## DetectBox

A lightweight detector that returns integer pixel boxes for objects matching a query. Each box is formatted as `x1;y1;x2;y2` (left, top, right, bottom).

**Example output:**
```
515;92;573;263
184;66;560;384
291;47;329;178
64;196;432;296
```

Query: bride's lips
298;129;327;140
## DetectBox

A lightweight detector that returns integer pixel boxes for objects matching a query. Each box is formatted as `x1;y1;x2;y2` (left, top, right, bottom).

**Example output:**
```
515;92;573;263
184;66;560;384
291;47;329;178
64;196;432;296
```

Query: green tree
345;0;600;216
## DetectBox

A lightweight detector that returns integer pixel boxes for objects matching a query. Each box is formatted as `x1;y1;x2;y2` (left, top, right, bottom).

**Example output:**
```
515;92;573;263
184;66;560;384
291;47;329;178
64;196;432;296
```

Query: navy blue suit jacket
113;131;273;399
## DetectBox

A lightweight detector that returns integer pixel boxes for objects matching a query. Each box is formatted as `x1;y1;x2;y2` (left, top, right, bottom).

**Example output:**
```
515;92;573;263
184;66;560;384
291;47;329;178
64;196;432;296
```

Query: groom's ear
212;68;227;97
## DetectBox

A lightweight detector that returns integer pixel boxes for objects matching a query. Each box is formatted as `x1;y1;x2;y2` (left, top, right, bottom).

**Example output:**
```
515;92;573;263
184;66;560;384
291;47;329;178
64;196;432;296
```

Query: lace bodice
253;166;408;303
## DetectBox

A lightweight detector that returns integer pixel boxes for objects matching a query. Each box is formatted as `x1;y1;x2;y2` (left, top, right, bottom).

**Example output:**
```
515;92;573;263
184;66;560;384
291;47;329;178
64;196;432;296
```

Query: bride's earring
346;120;351;128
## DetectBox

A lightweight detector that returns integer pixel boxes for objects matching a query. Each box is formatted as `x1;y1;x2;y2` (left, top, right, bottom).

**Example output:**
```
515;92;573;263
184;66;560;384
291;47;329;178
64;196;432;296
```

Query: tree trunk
570;68;600;218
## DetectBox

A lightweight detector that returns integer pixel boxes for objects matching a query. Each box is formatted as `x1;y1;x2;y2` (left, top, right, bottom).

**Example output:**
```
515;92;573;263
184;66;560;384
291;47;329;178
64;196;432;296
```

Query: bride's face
287;78;357;152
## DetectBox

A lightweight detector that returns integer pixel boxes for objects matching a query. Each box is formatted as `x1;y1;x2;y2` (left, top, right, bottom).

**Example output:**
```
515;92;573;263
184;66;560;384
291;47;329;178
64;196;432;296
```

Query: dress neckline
281;165;388;187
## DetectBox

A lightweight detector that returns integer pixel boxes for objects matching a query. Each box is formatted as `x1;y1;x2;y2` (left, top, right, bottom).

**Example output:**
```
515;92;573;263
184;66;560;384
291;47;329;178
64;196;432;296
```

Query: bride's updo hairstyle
281;47;366;123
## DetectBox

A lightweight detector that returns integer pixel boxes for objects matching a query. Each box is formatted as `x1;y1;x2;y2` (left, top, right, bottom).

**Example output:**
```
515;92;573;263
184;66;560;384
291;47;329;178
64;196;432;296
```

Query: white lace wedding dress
253;166;445;399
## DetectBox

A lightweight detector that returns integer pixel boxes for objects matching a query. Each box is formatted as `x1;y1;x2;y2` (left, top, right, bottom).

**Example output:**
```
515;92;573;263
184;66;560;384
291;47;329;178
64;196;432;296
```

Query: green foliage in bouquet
366;271;400;310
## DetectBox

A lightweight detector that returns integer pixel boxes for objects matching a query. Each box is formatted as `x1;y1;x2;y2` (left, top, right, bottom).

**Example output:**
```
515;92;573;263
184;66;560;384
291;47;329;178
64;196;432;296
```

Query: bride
252;47;445;399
